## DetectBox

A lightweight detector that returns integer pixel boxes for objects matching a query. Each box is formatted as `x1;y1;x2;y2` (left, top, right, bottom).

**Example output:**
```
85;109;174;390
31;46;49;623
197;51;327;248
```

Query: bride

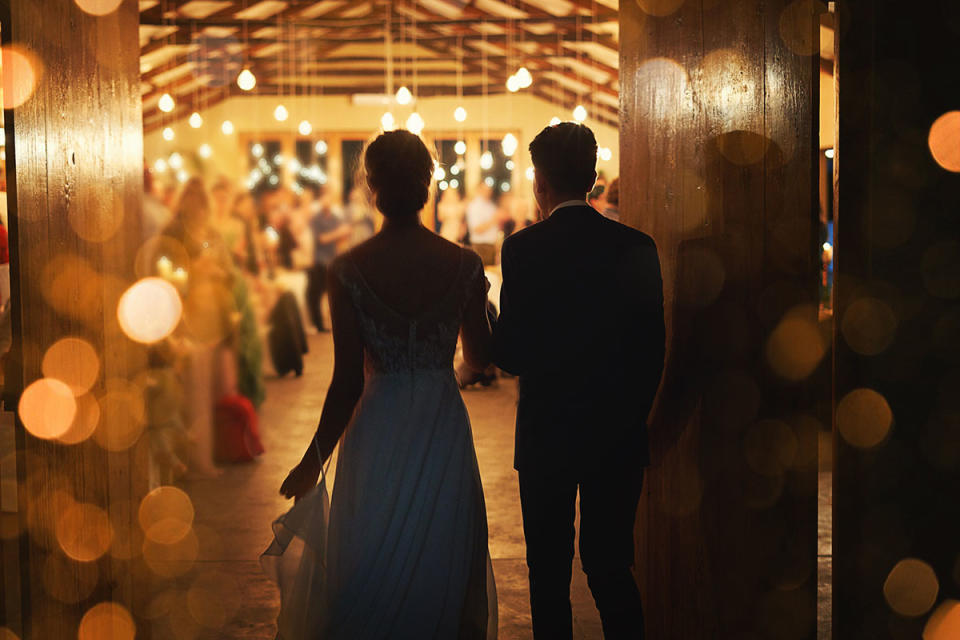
262;130;498;639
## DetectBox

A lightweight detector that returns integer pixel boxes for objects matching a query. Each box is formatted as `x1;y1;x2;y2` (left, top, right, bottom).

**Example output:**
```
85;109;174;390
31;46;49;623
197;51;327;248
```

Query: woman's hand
279;452;321;502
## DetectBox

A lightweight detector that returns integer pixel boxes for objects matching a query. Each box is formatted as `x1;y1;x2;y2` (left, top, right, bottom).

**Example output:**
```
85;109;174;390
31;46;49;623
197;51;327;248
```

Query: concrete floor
171;332;831;639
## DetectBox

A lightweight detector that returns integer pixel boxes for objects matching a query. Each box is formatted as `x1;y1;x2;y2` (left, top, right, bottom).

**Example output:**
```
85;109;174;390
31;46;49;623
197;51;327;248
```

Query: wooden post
620;1;819;637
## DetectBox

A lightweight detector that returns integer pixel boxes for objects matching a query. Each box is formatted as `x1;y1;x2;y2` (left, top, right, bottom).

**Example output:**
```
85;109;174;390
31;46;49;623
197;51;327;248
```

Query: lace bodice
332;249;486;375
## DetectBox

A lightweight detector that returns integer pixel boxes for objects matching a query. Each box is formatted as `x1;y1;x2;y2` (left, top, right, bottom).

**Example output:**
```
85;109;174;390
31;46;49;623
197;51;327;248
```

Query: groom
493;122;664;639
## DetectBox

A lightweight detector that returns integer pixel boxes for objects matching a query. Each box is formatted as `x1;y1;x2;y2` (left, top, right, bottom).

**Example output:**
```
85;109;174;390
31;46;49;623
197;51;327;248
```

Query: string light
573;104;587;122
406;111;424;134
516;66;533;88
273;104;288;122
480;151;493;170
315;140;327;155
188;112;202;128
237;68;256;91
454;140;466;155
396;85;412;105
158;93;175;113
506;74;521;92
221;120;234;135
454;106;467;122
550;116;562;126
198;143;212;159
598;147;612;162
502;133;518;157
162;127;174;141
298;120;312;135
381;112;395;131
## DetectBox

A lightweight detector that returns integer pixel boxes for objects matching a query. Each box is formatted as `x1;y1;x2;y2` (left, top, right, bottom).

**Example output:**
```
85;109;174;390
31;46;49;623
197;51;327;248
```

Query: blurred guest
230;192;263;275
346;186;376;246
438;187;466;243
307;186;351;331
145;339;189;487
602;177;620;222
210;176;235;227
497;191;518;238
143;166;172;240
466;182;499;265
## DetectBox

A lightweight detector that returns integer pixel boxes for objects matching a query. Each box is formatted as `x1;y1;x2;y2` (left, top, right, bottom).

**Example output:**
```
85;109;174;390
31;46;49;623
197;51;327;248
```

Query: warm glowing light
824;148;834;159
924;600;960;640
117;277;183;344
381;111;395;131
406;111;425;134
1;46;41;109
396;85;412;105
516;66;533;88
765;306;825;380
573;104;587;122
928;111;960;173
57;393;100;445
273;104;288;122
78;602;136;640
158;93;175;113
549;117;562;126
162;127;175;141
43;552;99;603
500;182;510;192
484;176;495;188
598;147;613;162
187;570;242;630
74;0;123;15
298;119;312;135
237;68;256;91
525;166;535;181
139;486;195;545
94;384;146;452
433;163;446;181
837;388;893;448
198;143;212;159
19;378;77;440
454;106;467;122
841;297;898;356
451;164;461;175
480;151;493;170
251;143;264;158
221;119;235;135
153;158;168;172
506;74;521;92
0;627;19;639
636;0;685;16
176;169;188;183
42;337;100;395
450;178;459;189
501;133;518;157
188;112;203;128
143;528;200;577
168;152;183;170
439;180;448;191
884;558;938;617
315;140;328;155
454;140;466;155
505;160;515;170
778;0;821;56
57;502;114;562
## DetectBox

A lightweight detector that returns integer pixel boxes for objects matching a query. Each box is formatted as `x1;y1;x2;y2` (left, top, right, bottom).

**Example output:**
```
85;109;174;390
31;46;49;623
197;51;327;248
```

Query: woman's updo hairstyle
363;130;434;219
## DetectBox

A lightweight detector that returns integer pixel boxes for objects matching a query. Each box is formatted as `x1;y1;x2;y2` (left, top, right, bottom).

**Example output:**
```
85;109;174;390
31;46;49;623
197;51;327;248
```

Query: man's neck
543;193;588;217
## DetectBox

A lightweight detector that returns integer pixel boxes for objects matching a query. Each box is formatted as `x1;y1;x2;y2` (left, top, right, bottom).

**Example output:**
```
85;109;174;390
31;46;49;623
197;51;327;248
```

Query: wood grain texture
6;0;147;635
620;1;819;637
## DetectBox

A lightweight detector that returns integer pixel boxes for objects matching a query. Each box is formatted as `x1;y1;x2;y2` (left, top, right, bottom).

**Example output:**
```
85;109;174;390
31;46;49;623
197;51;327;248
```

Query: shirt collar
548;200;590;217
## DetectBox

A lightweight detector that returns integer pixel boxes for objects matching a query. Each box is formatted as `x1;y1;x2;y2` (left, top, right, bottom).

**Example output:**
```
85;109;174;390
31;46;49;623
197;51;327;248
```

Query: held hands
279;448;321;502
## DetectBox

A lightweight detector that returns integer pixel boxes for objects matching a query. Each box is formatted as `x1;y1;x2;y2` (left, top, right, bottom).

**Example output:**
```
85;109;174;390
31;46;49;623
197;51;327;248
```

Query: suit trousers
519;462;645;639
305;262;328;331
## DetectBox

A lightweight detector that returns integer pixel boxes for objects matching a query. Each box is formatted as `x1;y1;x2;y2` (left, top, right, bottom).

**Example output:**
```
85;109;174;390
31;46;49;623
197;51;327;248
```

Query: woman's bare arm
460;255;493;372
280;262;364;500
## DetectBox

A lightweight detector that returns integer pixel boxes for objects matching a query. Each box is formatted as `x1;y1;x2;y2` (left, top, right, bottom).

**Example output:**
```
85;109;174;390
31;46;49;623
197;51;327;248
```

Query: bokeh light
634;58;690;127
41;337;100;395
78;602;136;640
143;527;199;577
928;111;960;172
57;392;100;445
765;306;825;380
18;378;77;440
55;502;113;562
41;253;104;325
117;277;183;344
676;247;725;309
635;0;685;17
743;419;798;477
139;485;195;545
0;628;18;639
778;0;826;56
883;558;938;617
837;388;893;448
43;552;99;603
187;570;241;629
925;600;960;639
74;0;123;16
93;385;146;452
841;297;898;355
922;241;960;299
1;46;41;109
68;187;126;242
108;499;143;561
717;130;772;165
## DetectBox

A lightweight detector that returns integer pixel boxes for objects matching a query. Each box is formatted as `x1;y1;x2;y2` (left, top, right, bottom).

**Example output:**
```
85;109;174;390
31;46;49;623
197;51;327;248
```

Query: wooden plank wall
6;0;146;635
620;1;819;637
834;5;960;638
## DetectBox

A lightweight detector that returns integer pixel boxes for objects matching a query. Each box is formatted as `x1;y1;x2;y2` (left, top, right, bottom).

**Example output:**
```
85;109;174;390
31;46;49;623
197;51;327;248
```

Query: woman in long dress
262;130;498;639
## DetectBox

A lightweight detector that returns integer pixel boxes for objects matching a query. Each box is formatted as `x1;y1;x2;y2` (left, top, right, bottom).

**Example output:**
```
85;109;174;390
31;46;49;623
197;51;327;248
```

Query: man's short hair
529;122;598;195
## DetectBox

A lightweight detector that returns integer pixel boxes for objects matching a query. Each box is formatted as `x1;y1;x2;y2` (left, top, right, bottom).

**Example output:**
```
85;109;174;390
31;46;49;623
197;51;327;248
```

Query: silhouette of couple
262;123;665;639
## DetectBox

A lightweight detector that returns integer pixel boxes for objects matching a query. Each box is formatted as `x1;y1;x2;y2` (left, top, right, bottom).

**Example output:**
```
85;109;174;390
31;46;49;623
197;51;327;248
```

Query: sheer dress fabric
262;248;497;639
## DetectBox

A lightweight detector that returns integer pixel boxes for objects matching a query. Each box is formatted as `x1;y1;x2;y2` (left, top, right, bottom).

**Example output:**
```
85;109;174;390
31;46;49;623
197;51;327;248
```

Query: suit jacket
493;204;665;472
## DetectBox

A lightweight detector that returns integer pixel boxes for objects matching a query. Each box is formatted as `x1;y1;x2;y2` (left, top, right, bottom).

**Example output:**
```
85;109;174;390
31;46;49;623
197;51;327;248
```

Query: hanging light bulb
406;111;424;134
221;120;235;135
480;151;493;170
516;66;533;88
198;143;212;159
168;152;183;170
237;68;256;91
315;140;328;155
162;127;175;141
188;112;203;128
433;162;445;181
454;106;467;122
274;104;288;122
298;120;312;135
381;111;395;131
550;117;562;126
501;133;518;157
573;104;587;122
153;158;168;173
251;143;264;158
506;74;521;93
454;140;466;155
158;93;175;113
396;85;412;105
598;147;613;162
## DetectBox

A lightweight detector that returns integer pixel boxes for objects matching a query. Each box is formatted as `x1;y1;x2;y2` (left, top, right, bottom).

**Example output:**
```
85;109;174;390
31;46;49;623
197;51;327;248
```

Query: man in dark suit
493;123;664;639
